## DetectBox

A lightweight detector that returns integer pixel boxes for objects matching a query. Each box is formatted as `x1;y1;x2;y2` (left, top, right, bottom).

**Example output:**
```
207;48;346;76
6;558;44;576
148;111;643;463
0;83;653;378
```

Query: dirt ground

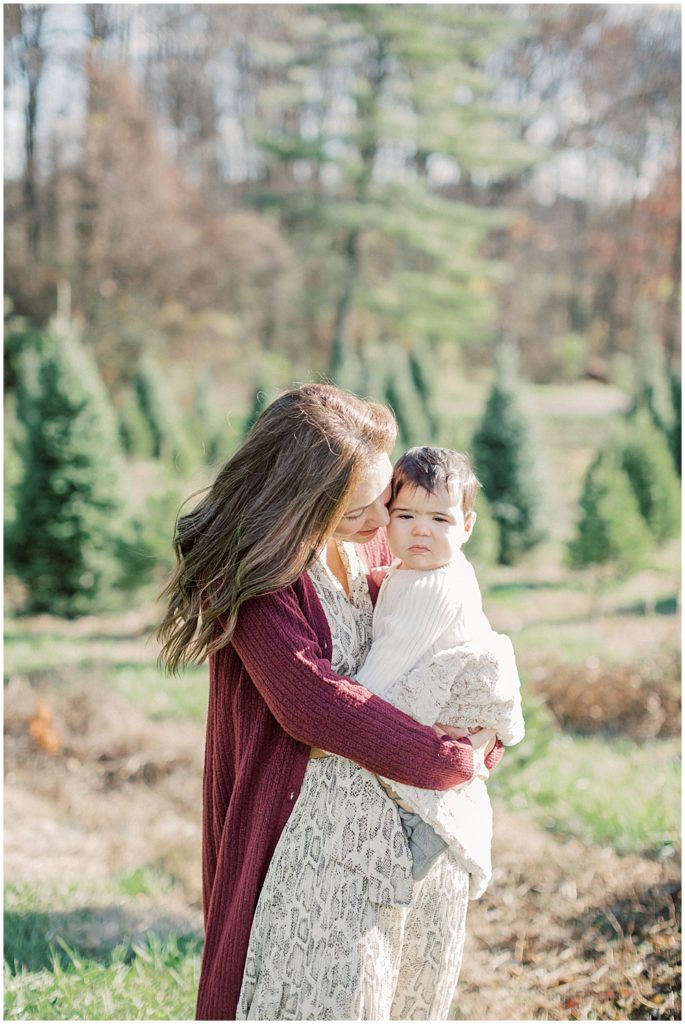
4;662;681;1022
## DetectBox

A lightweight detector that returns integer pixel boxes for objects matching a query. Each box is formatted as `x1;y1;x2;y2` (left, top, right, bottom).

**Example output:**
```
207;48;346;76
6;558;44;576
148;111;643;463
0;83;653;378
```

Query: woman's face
332;453;393;544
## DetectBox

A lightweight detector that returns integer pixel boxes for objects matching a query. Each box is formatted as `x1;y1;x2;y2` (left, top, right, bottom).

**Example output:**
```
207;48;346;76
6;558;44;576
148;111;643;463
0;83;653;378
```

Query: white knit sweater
355;551;525;898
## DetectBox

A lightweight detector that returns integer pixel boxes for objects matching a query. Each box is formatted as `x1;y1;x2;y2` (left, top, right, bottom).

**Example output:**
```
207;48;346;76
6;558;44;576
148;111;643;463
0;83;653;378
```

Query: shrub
10;323;128;616
567;448;652;576
472;348;546;564
618;410;680;543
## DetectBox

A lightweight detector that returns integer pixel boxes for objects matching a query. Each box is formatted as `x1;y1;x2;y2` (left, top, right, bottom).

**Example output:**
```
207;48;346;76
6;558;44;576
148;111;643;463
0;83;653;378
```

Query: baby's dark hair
391;446;481;515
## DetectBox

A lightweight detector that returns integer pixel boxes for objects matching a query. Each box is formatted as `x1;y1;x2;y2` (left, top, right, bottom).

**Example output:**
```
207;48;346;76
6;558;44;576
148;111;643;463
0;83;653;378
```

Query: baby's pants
236;755;470;1021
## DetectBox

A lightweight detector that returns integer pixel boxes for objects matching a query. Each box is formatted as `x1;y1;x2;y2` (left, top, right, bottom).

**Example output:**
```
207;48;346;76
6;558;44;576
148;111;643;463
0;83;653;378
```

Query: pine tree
384;345;433;449
472;348;545;564
247;5;538;375
190;372;229;466
408;341;441;438
133;357;191;471
668;371;681;476
329;338;364;396
617;410;680;543
359;343;391;406
632;304;674;438
118;387;155;458
243;384;270;438
568;448;652;576
464;492;499;572
11;323;128;616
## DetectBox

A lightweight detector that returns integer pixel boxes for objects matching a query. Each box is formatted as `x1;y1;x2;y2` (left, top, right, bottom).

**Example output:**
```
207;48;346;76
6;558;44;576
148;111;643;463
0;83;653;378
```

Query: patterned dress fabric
236;542;470;1021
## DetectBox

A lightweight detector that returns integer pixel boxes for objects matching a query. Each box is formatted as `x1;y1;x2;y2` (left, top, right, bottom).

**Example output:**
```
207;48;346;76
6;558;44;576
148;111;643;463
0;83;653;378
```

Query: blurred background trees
3;2;681;611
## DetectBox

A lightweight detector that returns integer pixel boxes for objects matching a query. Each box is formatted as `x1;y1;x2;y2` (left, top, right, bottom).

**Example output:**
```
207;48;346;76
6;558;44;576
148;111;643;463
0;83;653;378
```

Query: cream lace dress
236;541;470;1021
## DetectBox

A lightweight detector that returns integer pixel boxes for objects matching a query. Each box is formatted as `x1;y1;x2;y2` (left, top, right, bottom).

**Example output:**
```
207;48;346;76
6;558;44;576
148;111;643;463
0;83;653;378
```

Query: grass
109;665;208;724
490;700;681;856
4;878;201;1020
4;621;209;725
3;632;101;675
4;934;200;1020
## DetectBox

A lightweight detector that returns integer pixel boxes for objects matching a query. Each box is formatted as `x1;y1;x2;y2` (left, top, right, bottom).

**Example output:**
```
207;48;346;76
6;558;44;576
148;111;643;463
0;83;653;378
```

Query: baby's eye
397;513;413;520
433;516;449;523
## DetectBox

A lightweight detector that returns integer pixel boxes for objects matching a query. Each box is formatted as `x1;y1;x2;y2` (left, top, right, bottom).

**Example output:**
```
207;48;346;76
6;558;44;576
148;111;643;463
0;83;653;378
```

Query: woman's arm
230;583;474;790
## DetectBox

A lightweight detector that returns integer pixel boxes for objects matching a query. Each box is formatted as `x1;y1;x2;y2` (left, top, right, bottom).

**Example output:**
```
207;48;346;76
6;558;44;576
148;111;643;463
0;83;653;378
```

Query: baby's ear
463;511;477;543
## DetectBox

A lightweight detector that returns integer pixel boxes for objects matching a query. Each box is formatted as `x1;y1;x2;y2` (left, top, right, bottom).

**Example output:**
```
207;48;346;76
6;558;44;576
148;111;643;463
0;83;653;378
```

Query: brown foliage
530;652;681;742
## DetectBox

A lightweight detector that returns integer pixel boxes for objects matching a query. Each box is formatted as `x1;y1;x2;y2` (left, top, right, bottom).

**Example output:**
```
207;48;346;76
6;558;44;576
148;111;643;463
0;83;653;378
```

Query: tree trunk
327;36;387;376
21;4;46;261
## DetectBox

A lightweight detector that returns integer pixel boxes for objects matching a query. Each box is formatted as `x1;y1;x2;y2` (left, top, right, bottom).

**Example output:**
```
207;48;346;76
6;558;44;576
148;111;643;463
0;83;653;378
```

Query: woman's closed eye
343;509;364;520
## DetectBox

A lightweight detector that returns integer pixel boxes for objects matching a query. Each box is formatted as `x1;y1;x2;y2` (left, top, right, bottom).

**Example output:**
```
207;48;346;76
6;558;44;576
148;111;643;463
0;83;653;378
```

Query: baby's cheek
386;521;401;554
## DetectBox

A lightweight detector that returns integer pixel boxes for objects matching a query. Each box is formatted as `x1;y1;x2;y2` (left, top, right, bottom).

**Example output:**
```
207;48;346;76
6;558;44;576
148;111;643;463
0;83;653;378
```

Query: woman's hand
434;724;505;772
433;722;469;740
484;738;504;771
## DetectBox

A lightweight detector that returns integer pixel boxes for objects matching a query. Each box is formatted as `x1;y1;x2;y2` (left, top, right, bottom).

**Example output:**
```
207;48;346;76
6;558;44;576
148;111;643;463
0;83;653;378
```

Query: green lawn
4;935;200;1021
490;706;681;856
4;876;201;1021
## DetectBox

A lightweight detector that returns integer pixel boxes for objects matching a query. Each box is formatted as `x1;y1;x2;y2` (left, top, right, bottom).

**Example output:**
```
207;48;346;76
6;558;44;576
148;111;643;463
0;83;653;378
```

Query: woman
157;383;503;1020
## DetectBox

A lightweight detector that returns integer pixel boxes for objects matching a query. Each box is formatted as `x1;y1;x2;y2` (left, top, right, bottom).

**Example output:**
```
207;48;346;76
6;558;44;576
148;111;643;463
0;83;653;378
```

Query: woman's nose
367;499;390;528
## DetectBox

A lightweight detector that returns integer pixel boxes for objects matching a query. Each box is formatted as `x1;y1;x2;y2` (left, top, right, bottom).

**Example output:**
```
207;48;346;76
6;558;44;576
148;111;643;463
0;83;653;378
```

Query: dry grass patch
457;807;681;1021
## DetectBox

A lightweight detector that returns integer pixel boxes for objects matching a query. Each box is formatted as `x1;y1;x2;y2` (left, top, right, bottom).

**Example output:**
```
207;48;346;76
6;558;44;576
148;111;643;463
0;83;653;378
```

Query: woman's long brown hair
157;383;397;673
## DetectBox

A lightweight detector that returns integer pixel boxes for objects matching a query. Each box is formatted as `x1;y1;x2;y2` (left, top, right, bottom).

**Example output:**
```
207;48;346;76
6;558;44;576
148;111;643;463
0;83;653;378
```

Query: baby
356;446;525;897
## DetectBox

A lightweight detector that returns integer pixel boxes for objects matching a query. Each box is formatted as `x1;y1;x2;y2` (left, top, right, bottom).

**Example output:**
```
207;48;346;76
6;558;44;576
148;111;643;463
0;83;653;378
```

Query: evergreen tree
247;4;538;375
384;345;433;449
190;372;229;466
4;393;25;537
133;357;191;471
329;337;364;395
409;341;441;438
118;387;155;458
472;348;545;564
359;343;392;406
11;323;128;616
617;410;680;543
668;371;681;476
243;352;294;438
463;492;498;573
631;303;674;438
568;448;652;576
243;384;270;438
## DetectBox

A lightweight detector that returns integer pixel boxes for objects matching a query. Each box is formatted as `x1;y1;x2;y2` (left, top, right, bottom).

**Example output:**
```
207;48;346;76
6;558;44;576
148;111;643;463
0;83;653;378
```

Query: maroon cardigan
196;533;494;1020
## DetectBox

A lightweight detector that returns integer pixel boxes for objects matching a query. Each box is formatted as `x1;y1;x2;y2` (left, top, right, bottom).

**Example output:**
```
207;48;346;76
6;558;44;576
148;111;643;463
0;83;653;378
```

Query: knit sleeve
355;571;456;697
230;585;474;790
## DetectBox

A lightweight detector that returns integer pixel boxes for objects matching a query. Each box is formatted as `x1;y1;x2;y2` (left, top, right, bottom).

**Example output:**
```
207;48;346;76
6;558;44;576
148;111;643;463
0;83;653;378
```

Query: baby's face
387;483;474;571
